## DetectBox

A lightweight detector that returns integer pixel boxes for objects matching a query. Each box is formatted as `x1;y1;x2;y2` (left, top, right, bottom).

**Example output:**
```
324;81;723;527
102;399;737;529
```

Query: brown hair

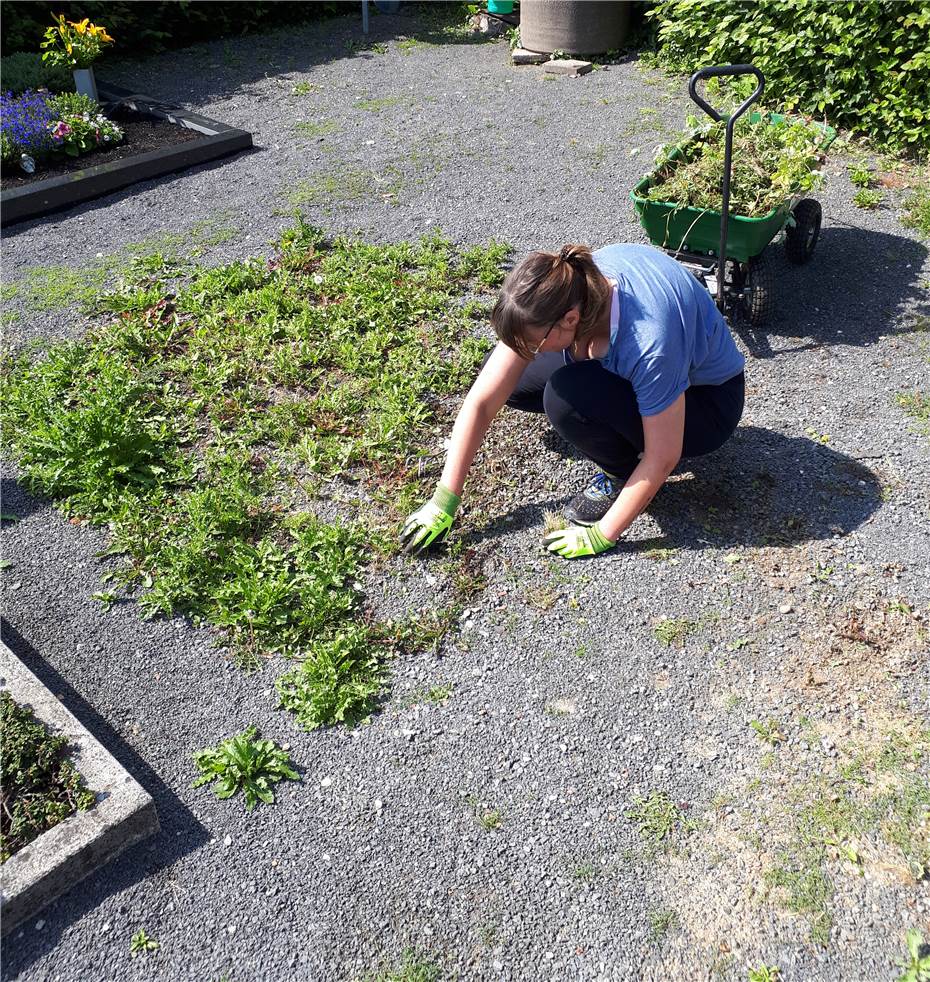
490;244;611;361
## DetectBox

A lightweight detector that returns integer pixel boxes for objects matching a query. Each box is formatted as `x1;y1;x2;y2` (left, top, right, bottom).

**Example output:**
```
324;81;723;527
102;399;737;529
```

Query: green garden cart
630;65;836;327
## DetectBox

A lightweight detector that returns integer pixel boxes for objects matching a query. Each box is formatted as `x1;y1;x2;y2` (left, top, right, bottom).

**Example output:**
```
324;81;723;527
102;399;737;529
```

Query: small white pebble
224;834;232;847
321;776;333;788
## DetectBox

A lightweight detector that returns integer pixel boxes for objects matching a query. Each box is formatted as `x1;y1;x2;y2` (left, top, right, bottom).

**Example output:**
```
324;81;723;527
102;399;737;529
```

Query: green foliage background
648;0;930;157
0;1;345;57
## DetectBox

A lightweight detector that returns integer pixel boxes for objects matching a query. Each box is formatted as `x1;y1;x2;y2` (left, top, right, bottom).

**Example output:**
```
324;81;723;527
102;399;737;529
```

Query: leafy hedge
0;1;344;57
648;0;930;157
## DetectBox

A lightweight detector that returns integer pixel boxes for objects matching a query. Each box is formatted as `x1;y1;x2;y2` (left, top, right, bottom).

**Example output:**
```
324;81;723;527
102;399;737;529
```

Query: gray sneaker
564;472;623;526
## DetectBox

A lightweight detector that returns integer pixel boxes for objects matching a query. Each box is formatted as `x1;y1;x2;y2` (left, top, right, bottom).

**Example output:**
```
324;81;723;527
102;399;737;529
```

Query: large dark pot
520;0;631;55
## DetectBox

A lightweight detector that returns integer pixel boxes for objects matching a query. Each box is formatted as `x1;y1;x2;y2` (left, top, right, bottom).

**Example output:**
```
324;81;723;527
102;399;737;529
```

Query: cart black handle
688;64;765;123
687;65;765;311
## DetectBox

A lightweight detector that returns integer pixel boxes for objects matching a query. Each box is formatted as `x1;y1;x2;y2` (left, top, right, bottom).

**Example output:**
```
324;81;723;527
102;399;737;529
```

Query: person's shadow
463;425;883;551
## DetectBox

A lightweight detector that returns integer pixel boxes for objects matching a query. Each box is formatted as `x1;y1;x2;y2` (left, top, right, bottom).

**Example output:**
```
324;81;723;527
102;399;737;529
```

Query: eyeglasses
530;318;560;356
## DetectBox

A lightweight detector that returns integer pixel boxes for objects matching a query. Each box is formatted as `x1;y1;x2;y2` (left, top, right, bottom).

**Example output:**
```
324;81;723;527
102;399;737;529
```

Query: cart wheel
745;252;775;327
785;198;822;265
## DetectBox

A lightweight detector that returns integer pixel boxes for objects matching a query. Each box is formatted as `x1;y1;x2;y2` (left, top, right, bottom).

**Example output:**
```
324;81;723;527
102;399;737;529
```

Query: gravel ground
3;10;929;982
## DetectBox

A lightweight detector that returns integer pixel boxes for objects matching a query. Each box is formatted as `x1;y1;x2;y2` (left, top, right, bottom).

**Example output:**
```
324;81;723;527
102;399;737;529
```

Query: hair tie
559;245;576;264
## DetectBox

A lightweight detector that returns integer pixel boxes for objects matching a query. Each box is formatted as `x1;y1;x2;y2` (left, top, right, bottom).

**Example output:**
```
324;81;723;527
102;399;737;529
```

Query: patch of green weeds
405;684;452;707
192;726;299;810
294;120;338;139
644;546;677;562
1;215;239;314
902;181;930;238
2;219;509;727
847;161;873;188
896;390;930;435
467;796;503;831
571;860;598;882
653;617;694;646
1;691;96;862
765;727;930;945
626;791;693;849
747;967;781;982
853;187;884;209
649;908;677;942
750;719;786;746
284;168;402;208
360;949;440;982
290;81;316;96
896;930;930;982
130;929;159;955
356;96;402;112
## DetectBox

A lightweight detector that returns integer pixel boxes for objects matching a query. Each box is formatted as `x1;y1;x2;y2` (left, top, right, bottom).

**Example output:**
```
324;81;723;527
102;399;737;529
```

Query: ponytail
491;244;611;360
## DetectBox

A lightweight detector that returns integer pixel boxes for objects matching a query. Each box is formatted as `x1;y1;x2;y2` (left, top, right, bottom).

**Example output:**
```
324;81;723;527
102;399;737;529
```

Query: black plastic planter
0;83;253;227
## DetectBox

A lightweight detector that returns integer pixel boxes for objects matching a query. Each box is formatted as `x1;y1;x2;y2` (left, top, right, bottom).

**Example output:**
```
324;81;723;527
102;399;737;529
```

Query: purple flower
0;90;54;157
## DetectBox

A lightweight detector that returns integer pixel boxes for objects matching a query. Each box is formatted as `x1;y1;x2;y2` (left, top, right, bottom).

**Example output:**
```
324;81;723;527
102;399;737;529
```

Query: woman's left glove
400;483;461;555
543;521;616;559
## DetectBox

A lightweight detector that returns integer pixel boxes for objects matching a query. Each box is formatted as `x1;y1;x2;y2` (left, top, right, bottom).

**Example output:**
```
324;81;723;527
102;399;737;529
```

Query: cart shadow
733;225;929;359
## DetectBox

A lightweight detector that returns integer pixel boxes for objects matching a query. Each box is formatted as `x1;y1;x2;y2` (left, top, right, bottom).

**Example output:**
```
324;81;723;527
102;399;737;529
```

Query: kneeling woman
401;243;746;559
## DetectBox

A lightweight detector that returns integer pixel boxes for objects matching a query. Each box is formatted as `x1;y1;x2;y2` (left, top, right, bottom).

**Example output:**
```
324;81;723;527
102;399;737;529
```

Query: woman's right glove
399;483;461;555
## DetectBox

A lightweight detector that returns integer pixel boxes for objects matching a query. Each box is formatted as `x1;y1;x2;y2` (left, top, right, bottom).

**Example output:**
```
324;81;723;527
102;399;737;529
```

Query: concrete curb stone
0;641;159;936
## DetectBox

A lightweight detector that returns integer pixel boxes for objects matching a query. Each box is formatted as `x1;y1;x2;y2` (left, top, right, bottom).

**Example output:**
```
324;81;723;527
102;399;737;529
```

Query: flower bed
1;89;127;182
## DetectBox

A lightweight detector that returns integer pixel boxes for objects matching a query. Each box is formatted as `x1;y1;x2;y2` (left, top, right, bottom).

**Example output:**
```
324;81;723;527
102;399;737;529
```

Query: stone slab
542;58;593;77
511;47;549;65
0;641;159;935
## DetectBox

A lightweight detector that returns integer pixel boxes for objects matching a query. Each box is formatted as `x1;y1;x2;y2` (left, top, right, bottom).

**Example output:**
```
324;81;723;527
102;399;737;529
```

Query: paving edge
0;641;159;935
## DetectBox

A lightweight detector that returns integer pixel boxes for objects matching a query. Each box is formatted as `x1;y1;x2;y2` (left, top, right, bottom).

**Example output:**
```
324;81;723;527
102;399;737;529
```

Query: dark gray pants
498;351;745;478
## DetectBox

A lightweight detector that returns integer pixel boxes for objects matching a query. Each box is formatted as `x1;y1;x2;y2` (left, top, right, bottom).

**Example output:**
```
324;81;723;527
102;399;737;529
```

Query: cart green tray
630;111;836;263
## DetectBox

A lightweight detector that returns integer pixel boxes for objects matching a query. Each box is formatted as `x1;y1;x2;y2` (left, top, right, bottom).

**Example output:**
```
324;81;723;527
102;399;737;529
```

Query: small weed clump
2;221;510;728
896;930;930;982
192;727;299;810
747;967;780;982
853;187;884;210
648;908;677;942
901;182;930;238
1;690;96;862
626;791;693;848
361;948;441;982
749;718;786;746
895;390;930;435
653;617;693;646
130;929;159;955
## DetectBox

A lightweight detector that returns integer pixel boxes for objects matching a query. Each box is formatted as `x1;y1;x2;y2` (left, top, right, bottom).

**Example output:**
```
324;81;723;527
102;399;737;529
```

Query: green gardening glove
542;521;616;559
399;483;461;555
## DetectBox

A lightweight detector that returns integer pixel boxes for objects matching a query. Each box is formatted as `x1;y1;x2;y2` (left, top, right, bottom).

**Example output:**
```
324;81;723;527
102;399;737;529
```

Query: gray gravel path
2;10;929;982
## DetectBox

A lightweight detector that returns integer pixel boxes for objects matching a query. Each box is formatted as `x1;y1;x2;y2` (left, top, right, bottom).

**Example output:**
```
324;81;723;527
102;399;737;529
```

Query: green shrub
0;1;345;58
0;51;71;93
47;91;99;117
648;1;930;157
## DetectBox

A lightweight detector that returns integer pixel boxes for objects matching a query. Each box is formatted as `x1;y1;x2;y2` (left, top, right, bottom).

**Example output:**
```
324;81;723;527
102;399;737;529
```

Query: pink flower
95;129;102;142
52;121;72;139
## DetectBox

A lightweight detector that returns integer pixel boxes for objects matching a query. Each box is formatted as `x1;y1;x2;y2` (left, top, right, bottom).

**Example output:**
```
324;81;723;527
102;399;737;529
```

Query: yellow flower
65;42;73;54
99;28;114;43
69;18;90;34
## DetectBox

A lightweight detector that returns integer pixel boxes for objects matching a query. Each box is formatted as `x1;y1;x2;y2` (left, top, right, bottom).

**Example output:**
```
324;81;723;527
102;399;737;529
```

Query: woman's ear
562;306;582;329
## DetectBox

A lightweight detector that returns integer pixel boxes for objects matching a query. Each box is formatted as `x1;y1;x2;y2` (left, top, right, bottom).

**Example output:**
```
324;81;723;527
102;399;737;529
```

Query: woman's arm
439;341;529;495
598;392;685;542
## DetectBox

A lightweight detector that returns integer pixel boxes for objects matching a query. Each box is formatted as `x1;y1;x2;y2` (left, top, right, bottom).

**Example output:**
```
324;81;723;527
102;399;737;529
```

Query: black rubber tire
784;198;822;265
746;252;776;327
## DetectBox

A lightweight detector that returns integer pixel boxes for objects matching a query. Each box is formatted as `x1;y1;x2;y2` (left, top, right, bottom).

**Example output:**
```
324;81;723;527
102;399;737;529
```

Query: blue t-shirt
591;244;745;416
